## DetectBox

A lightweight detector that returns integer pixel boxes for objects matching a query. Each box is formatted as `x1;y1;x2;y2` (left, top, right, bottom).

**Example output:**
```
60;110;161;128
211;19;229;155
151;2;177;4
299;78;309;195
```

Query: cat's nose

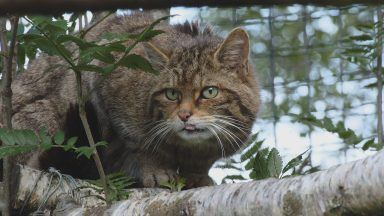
178;109;192;122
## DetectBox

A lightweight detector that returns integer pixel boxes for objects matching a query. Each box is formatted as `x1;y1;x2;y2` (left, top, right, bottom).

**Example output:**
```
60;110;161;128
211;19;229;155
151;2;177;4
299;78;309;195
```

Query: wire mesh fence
190;5;381;179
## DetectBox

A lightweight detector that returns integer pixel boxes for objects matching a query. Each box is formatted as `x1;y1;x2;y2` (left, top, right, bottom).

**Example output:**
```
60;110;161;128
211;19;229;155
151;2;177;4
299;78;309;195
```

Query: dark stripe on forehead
175;47;204;86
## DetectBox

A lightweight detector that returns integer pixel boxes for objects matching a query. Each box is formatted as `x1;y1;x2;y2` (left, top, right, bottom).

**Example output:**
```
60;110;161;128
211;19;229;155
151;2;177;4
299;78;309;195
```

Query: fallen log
13;150;384;215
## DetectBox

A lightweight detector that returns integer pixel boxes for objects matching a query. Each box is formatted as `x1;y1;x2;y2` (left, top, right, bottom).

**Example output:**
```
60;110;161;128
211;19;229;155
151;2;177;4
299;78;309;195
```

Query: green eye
201;86;219;99
165;89;180;101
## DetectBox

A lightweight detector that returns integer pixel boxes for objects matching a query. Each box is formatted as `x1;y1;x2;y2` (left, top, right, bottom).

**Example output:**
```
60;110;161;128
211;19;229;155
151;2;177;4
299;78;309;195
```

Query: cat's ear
214;27;250;67
143;42;170;70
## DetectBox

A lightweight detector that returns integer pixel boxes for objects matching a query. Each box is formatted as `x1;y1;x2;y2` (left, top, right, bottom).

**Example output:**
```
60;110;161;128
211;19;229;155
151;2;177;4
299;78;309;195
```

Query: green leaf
0;145;38;159
20;33;45;42
241;140;263;162
94;51;115;64
68;13;80;33
100;32;134;41
12;130;31;146
349;34;373;41
79;46;116;65
244;147;269;170
282;149;309;174
39;128;52;147
267;148;283;178
136;29;165;42
16;22;25;36
64;137;78;151
75;146;94;159
107;43;126;52
95;141;108;147
57;35;94;49
160;177;186;192
118;54;157;74
32;37;59;55
0;129;39;146
17;44;26;71
54;131;65;145
41;140;53;151
75;64;105;73
102;64;116;74
28;16;67;37
362;138;375;151
323;117;334;132
132;15;172;42
0;128;16;145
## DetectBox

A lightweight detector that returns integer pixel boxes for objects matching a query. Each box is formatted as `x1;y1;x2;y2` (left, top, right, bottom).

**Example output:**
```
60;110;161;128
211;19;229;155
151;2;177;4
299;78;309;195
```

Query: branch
14;150;384;215
0;16;19;216
0;0;383;15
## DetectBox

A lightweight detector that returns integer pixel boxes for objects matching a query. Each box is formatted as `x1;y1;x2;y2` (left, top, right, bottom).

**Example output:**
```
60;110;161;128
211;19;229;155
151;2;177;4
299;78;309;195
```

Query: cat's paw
141;168;178;187
184;174;215;188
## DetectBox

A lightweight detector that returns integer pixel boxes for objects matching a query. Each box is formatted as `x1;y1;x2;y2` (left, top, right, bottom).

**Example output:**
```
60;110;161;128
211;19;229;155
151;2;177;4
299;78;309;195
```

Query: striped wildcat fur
3;12;260;188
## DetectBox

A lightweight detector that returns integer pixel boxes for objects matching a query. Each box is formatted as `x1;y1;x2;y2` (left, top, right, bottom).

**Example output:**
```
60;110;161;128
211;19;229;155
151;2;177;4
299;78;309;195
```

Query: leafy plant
87;172;135;202
289;113;381;151
160;177;186;192
0;14;171;203
219;133;317;183
0;128;107;160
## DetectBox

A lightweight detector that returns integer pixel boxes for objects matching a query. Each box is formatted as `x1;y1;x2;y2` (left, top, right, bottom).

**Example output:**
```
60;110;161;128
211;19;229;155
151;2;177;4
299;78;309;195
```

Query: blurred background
165;5;380;183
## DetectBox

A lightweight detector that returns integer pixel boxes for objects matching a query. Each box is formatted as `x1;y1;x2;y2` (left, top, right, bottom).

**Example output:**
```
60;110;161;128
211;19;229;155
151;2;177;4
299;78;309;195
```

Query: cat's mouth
177;123;211;141
182;124;205;133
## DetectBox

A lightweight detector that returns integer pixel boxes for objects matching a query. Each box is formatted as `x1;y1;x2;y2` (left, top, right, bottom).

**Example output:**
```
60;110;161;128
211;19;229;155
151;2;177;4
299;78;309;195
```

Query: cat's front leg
113;151;179;187
140;162;179;187
182;172;215;188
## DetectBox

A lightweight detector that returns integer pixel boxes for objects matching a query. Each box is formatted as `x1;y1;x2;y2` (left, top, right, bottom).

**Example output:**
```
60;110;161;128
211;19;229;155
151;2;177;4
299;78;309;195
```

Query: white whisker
207;126;226;158
211;123;243;151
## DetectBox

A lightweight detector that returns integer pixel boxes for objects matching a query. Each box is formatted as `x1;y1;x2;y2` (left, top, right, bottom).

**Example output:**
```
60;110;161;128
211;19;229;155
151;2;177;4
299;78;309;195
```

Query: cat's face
145;28;260;150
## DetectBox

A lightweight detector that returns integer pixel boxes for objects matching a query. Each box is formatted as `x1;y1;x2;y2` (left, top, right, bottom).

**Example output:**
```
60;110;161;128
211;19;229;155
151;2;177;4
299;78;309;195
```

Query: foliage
201;6;381;170
0;128;107;159
86;172;135;202
18;15;168;76
0;13;170;203
289;113;381;151
220;133;318;183
160;177;186;192
342;21;378;72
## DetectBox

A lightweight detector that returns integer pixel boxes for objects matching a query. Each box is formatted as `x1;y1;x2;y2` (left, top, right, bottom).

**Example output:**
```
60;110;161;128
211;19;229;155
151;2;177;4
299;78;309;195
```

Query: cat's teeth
184;124;196;131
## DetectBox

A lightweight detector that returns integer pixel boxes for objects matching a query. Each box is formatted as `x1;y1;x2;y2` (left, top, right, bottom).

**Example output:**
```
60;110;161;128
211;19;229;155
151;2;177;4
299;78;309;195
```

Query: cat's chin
176;129;212;143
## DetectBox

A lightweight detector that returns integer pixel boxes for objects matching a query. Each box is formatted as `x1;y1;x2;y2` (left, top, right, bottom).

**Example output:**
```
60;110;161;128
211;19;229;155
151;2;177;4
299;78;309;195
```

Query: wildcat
2;12;260;188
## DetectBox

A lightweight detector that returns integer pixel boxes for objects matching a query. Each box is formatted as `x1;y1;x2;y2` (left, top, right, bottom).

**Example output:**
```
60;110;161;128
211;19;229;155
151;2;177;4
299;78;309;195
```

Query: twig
80;11;113;38
0;16;19;216
75;71;109;204
23;16;110;203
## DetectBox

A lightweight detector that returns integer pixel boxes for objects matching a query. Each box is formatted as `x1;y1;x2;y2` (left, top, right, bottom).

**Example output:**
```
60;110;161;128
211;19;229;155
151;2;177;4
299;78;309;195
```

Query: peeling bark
13;150;384;215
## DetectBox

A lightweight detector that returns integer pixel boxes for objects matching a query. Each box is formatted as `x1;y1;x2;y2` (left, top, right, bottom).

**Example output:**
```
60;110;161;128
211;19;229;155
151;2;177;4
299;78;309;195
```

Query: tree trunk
13;150;384;215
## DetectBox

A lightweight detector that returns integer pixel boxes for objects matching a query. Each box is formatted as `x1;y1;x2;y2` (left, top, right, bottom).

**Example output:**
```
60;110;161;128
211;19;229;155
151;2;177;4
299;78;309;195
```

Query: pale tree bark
13;150;384;215
0;0;383;15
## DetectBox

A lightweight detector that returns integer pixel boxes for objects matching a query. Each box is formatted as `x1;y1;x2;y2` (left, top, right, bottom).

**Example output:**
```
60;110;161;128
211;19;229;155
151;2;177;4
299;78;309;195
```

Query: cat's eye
165;88;180;101
201;86;219;99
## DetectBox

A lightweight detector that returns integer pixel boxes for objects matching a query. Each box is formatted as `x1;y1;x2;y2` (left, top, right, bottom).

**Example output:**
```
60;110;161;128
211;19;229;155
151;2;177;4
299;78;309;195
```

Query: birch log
14;150;384;215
